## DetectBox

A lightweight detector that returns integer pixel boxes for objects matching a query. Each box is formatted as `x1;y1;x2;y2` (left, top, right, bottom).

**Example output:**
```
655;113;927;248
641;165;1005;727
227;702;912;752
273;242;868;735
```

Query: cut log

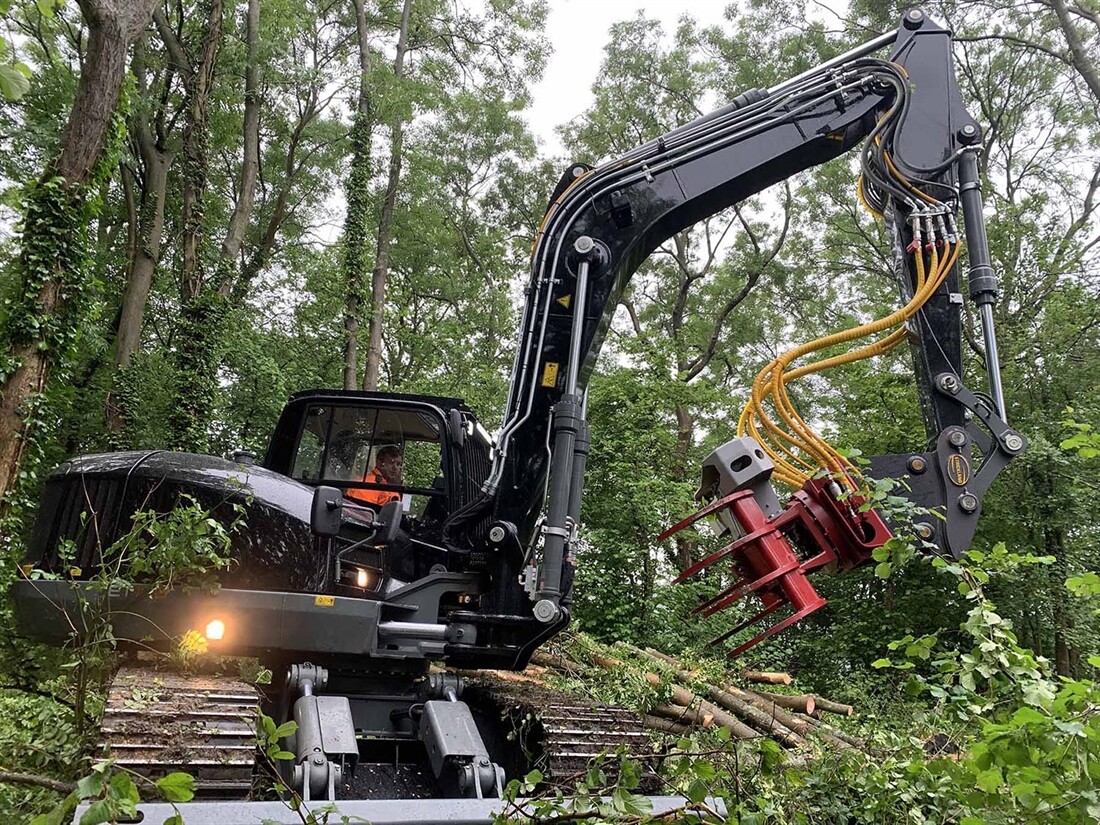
667;684;697;708
799;713;865;749
651;703;714;728
812;696;855;717
643;714;691;736
530;650;582;673
794;713;854;751
742;670;792;685
642;647;681;668
629;647;803;746
706;687;804;747
728;687;817;737
749;690;816;715
696;699;761;741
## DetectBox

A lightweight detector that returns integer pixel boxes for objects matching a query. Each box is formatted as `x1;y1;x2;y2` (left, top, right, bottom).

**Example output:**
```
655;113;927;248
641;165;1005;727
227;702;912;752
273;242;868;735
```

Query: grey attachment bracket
696;436;783;520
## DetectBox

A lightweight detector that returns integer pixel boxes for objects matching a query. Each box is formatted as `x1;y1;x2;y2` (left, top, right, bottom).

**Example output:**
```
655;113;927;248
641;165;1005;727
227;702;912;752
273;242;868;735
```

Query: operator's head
375;445;403;481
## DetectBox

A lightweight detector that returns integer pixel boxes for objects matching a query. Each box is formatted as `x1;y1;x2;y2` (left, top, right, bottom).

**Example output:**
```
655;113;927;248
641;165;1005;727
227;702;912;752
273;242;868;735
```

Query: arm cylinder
958;147;1007;420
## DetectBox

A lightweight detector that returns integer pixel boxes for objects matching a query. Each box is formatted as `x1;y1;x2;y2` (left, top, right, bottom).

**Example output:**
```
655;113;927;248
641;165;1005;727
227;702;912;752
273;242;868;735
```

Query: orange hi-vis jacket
347;468;400;507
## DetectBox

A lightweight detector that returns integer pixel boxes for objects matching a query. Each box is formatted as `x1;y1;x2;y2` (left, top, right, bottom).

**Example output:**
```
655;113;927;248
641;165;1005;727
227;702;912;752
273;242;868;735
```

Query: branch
0;772;75;794
151;7;190;74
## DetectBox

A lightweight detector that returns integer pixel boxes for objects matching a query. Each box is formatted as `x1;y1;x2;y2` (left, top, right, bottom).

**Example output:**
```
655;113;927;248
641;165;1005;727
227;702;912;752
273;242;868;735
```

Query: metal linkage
420;674;505;799
285;664;359;802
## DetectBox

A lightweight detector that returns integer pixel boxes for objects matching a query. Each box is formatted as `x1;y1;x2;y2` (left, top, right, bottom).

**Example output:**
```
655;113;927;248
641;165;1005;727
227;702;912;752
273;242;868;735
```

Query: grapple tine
657;490;752;542
725;602;824;659
706;599;785;648
697;558;800;617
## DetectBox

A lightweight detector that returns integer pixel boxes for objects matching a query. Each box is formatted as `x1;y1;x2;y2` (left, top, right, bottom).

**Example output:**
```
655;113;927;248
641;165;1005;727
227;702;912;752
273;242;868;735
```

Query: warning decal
541;362;560;387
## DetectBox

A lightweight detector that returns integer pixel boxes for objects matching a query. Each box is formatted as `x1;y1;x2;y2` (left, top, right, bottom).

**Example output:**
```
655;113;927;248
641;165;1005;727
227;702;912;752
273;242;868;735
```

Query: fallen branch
0;771;75;794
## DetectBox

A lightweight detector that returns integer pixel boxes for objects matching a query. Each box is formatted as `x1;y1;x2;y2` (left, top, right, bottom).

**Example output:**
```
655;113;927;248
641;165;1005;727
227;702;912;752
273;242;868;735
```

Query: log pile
526;642;866;755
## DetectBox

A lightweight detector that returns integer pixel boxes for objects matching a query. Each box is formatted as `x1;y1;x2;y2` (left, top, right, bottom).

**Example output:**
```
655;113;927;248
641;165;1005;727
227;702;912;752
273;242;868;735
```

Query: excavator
10;9;1027;822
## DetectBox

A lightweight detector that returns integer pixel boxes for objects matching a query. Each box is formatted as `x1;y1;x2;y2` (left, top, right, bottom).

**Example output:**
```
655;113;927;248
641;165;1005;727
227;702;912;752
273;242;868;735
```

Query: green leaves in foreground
31;761;194;825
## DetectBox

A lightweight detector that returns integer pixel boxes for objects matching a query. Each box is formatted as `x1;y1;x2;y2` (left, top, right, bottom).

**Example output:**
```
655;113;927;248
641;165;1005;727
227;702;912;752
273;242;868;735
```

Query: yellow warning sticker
314;595;335;607
557;294;571;309
19;564;33;577
69;567;82;578
541;362;560;388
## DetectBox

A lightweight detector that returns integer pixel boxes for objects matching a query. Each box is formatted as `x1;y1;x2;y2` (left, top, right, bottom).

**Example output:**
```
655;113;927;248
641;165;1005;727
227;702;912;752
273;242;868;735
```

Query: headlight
357;568;369;588
204;619;226;641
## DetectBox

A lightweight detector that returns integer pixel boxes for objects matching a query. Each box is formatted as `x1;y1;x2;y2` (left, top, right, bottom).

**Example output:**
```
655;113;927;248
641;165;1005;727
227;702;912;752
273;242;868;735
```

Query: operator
347;445;403;507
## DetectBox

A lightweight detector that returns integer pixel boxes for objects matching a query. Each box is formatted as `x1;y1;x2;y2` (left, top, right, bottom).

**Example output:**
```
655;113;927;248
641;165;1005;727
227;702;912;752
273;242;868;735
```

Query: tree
0;0;158;510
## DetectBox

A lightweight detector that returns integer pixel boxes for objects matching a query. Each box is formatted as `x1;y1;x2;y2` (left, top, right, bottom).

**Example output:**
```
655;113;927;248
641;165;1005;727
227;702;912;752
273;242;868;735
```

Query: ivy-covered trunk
0;0;157;510
167;0;223;453
341;0;374;391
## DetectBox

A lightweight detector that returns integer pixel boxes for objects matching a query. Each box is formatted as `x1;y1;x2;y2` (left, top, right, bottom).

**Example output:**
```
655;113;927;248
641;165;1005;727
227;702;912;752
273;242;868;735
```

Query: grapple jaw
661;437;891;658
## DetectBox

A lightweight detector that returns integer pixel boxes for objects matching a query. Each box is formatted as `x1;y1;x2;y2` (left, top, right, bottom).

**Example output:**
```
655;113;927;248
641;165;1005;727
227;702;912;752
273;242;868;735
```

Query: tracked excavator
11;9;1027;822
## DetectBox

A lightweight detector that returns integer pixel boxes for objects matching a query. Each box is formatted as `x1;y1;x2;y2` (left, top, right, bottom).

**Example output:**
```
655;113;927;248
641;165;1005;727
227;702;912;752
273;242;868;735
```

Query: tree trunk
342;0;374;390
671;402;696;569
168;0;223;452
0;0;158;506
217;0;261;294
362;0;414;391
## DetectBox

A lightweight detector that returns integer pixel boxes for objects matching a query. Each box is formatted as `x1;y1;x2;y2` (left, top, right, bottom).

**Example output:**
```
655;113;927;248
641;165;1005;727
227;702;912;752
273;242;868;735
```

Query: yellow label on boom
315;595;335;607
541;362;560;388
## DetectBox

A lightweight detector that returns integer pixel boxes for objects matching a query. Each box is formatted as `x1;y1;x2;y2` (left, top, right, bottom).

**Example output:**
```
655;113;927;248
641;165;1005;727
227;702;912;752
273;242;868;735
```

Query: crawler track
466;675;661;790
102;667;260;799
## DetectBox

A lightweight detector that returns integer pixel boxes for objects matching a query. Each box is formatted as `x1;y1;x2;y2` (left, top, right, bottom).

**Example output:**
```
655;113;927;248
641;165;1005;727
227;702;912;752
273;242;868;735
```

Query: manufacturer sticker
541;362;560;388
314;595;335;607
947;454;970;486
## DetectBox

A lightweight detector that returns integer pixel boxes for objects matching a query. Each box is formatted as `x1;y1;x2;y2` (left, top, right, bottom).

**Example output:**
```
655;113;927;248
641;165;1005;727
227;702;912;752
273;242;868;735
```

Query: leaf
976;766;1004;794
156;772;196;803
0;63;30;101
874;562;892;578
78;800;112;825
76;772;105;800
164;817;184;825
871;658;892;668
1011;707;1047;725
273;720;298;740
30;793;77;825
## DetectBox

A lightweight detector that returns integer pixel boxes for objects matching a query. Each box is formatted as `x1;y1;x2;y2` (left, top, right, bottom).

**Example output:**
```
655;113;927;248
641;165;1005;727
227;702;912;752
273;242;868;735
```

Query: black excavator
11;9;1027;822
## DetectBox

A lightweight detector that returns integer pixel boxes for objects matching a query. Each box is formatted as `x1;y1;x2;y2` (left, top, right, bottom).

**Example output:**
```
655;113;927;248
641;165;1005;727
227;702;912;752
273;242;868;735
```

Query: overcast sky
524;0;736;158
525;0;850;158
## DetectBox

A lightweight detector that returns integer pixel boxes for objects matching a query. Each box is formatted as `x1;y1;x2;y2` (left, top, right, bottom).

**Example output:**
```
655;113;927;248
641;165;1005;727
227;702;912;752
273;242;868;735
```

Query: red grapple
660;476;892;657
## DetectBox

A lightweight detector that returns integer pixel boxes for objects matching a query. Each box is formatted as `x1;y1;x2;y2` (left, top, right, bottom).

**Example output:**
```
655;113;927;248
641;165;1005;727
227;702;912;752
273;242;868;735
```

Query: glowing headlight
204;619;226;641
356;568;370;588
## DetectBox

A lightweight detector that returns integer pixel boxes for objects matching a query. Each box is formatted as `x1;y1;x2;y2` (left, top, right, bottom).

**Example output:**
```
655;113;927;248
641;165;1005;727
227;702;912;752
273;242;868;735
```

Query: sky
524;0;738;158
524;0;850;158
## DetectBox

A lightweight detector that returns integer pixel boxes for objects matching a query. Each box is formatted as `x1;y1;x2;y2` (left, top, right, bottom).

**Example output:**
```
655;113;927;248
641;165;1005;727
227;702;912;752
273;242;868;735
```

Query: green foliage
94;493;240;594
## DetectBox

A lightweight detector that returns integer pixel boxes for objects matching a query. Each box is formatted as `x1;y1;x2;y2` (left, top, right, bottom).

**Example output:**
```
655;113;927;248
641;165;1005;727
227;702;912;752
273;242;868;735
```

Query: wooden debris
749;690;816;715
742;670;792;685
812;696;855;717
524;641;864;756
